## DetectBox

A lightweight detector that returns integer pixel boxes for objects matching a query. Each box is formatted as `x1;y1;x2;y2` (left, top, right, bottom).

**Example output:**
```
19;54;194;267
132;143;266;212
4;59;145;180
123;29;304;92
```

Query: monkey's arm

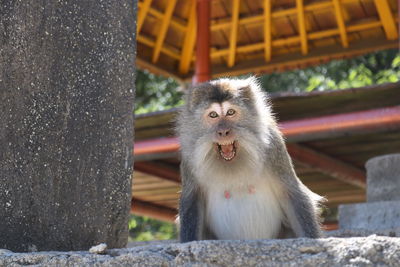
268;130;322;238
179;160;202;242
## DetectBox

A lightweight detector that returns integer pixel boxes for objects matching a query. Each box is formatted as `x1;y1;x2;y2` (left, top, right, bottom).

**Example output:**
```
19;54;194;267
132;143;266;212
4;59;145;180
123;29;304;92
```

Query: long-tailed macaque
177;77;323;242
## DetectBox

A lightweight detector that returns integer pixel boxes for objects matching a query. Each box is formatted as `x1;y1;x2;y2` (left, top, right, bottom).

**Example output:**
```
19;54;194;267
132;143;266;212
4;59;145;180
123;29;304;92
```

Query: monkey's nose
217;129;231;137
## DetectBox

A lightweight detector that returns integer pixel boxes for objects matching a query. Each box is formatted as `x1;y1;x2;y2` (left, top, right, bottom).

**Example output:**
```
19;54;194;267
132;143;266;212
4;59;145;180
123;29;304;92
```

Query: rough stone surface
366;154;400;202
0;236;399;266
326;228;400;238
339;201;400;230
0;1;137;251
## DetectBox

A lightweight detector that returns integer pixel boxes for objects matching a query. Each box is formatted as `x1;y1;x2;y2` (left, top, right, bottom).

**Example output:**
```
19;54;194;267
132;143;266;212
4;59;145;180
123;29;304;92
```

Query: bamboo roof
132;82;400;226
136;0;399;81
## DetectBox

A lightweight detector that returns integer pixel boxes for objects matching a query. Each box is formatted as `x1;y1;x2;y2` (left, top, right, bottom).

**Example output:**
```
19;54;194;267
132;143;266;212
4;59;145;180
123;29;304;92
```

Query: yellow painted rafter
152;0;178;63
332;0;348;47
138;35;180;60
209;20;383;59
373;0;398;40
263;0;272;62
296;0;308;55
210;0;362;32
138;1;186;32
211;41;397;79
179;0;197;74
228;0;241;67
137;0;153;34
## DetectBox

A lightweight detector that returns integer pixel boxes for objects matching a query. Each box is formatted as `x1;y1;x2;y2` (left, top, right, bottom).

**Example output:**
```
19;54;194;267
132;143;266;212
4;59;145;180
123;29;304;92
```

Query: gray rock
0;0;137;251
326;228;400;238
366;154;400;202
339;201;400;230
0;236;400;266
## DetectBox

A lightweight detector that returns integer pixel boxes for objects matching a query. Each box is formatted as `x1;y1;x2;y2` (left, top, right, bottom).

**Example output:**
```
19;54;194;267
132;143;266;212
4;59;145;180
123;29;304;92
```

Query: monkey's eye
209;111;219;118
226;109;236;116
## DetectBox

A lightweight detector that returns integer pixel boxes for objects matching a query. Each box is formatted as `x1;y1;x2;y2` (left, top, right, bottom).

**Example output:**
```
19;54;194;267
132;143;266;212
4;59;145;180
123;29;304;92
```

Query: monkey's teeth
218;141;234;146
217;141;237;161
221;151;235;161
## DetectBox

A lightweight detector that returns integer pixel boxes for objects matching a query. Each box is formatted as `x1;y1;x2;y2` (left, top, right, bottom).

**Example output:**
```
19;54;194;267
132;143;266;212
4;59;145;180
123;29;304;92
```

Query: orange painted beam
134;106;400;155
322;222;339;231
135;137;180;156
193;0;211;84
286;143;366;188
281;106;400;142
131;198;177;222
135;161;181;183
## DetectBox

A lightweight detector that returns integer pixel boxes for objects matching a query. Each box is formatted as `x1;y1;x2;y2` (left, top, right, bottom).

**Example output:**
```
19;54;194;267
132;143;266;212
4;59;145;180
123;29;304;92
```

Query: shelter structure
133;0;400;228
136;0;398;82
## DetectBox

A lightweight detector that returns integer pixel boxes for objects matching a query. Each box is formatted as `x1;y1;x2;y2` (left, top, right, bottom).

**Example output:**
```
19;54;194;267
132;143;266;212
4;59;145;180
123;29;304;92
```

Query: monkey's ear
239;77;271;112
238;84;254;104
238;76;260;103
186;83;205;111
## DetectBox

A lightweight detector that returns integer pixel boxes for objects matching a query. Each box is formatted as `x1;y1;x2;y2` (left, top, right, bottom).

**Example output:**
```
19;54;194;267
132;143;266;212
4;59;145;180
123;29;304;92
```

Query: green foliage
128;215;177;242
259;49;399;93
135;69;183;114
135;50;399;114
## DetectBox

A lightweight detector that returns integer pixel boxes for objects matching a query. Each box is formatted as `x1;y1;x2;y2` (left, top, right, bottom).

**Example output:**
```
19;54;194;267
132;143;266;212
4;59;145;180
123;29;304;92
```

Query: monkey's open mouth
217;141;237;161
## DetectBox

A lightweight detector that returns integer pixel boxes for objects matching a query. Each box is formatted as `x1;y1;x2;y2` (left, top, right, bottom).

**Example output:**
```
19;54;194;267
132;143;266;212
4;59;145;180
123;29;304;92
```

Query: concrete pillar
366;154;400;202
339;154;400;231
0;1;137;252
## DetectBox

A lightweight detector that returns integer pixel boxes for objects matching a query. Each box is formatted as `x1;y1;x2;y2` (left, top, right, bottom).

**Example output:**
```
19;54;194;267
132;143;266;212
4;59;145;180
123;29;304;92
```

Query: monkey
176;77;324;242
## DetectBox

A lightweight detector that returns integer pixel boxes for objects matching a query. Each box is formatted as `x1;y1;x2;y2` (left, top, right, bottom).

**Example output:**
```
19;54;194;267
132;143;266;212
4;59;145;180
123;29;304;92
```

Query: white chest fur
205;174;284;240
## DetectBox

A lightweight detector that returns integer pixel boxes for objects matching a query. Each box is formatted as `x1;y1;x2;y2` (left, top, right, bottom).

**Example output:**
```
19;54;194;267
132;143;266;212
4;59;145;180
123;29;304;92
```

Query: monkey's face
179;77;271;176
203;102;241;161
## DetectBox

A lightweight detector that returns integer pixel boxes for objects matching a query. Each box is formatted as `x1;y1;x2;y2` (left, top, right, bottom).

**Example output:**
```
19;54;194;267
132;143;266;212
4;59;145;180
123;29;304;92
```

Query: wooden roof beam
136;58;183;83
134;106;400;154
373;0;398;40
210;0;337;31
137;0;153;34
209;0;367;33
296;0;308;55
131;198;177;222
152;0;178;63
179;0;197;74
137;35;181;60
138;1;186;32
263;0;272;62
281;106;400;142
135;161;181;183
228;0;240;67
135;137;180;156
287;143;366;188
332;0;349;48
210;38;395;78
211;8;383;58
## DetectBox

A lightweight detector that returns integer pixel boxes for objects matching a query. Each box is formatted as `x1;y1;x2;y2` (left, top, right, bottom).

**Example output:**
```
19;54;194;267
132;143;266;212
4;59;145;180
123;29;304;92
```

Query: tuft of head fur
177;77;276;187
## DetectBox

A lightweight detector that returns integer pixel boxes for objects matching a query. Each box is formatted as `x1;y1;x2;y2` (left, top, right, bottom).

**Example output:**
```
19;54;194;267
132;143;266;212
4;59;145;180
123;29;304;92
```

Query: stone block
339;201;400;231
366;153;400;202
1;236;400;266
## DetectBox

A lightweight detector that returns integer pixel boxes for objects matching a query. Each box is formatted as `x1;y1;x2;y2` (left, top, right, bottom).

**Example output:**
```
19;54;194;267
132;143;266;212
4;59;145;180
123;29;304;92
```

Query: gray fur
177;77;323;242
